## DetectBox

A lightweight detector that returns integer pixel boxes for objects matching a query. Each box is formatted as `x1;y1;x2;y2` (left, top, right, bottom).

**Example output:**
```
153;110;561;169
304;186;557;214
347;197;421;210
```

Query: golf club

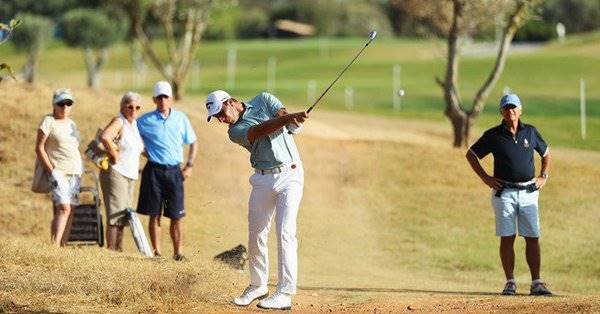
289;31;377;134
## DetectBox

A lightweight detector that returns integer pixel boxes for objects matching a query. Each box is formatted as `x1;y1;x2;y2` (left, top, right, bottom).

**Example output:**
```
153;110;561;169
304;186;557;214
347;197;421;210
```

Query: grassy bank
0;82;599;312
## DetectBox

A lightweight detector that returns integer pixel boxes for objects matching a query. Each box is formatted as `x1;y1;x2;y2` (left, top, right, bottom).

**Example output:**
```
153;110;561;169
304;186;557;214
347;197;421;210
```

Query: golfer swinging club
206;90;307;310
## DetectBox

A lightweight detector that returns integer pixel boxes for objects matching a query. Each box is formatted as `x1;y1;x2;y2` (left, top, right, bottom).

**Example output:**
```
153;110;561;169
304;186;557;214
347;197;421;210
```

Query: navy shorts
137;161;185;219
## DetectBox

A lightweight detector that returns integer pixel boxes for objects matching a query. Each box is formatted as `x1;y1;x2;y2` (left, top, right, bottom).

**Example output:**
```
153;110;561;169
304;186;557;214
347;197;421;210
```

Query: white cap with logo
153;81;173;98
205;90;231;121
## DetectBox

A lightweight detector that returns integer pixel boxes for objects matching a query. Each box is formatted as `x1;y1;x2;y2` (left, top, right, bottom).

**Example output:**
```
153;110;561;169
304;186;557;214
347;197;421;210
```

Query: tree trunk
23;50;38;83
448;113;475;148
130;40;145;72
437;0;537;148
171;78;182;101
133;1;212;101
84;48;107;89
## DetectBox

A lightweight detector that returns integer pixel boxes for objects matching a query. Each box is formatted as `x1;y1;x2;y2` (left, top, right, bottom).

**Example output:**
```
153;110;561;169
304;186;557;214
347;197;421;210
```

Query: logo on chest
523;138;529;148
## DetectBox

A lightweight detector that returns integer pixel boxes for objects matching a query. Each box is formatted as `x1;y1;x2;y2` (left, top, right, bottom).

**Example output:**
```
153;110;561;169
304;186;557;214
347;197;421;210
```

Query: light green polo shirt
228;92;301;170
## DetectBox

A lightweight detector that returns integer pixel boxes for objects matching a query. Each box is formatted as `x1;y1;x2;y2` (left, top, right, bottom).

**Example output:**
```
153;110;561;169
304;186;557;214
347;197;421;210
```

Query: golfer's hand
483;175;503;190
288;111;308;126
182;165;193;180
535;177;547;189
287;122;303;134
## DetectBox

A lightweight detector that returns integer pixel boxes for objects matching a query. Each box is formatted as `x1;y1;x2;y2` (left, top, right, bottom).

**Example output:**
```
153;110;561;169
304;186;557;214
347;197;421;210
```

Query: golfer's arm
35;129;53;173
465;150;490;182
185;141;198;167
247;108;291;143
540;151;551;177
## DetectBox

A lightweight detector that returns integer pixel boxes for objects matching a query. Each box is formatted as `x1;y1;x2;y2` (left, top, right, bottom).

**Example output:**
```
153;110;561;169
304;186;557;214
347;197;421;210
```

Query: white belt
499;179;535;186
255;163;299;175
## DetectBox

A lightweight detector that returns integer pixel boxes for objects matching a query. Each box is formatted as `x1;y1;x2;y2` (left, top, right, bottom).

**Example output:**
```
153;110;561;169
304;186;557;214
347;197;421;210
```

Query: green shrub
204;2;239;40
60;8;127;49
269;0;392;37
11;13;52;52
514;20;557;42
236;8;269;38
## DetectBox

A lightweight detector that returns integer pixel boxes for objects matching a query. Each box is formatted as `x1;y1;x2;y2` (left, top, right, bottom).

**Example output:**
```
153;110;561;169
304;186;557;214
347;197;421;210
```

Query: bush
540;0;600;33
60;8;127;49
203;2;239;40
236;9;270;38
11;13;53;52
514;20;557;42
334;1;393;38
269;0;392;38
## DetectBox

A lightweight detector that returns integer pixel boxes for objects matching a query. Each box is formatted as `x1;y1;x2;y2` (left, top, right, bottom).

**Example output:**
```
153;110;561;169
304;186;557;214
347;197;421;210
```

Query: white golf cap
52;88;75;105
153;80;172;98
205;90;231;121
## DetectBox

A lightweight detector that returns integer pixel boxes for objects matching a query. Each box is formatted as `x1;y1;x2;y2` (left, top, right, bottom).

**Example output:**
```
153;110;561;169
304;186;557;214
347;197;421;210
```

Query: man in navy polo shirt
466;94;552;296
137;81;198;261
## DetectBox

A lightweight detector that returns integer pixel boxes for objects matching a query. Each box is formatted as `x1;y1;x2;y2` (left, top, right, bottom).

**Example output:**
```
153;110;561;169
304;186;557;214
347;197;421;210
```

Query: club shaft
307;40;373;113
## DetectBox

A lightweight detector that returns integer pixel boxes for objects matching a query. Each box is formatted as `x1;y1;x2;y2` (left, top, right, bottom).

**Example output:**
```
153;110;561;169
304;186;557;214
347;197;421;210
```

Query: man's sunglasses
127;105;142;110
56;101;73;107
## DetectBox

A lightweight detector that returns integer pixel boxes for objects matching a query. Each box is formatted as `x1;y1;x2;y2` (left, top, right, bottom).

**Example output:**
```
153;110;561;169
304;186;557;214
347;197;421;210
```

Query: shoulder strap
115;116;125;142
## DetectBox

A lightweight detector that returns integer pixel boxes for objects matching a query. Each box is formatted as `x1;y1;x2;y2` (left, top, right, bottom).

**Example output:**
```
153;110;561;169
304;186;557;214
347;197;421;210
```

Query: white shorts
51;174;81;206
491;188;540;238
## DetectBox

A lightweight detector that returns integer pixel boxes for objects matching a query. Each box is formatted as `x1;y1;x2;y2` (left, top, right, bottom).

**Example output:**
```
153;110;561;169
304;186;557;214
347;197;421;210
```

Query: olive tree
11;14;53;83
393;0;540;147
129;0;215;100
60;9;127;88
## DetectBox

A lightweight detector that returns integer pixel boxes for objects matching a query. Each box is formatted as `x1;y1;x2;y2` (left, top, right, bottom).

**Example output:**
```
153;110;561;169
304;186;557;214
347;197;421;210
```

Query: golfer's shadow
296;285;500;296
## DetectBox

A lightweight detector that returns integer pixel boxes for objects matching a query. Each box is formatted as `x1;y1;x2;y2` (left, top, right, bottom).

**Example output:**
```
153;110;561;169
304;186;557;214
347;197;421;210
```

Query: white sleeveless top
112;115;144;180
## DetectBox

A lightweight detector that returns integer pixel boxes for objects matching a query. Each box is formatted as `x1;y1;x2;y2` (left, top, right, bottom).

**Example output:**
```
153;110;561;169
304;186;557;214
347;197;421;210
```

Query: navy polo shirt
469;120;548;182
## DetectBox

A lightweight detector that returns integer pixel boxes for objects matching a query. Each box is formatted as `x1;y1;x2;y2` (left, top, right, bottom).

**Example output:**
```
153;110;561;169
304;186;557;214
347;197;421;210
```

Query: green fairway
1;34;598;150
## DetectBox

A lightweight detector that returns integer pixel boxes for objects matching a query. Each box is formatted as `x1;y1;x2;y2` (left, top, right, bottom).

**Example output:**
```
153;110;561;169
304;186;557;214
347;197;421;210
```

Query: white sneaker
257;291;292;310
232;285;268;307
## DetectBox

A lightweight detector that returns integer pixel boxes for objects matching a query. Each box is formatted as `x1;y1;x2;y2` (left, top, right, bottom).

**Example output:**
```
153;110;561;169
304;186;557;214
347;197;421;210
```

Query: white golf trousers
248;165;304;295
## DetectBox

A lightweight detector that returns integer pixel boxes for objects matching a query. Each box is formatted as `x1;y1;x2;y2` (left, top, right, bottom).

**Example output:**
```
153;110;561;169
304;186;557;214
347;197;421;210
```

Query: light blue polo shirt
228;92;301;170
138;108;196;166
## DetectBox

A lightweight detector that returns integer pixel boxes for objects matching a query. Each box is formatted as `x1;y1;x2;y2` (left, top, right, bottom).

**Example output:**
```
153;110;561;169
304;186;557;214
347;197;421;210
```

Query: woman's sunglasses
127;105;142;110
56;101;73;107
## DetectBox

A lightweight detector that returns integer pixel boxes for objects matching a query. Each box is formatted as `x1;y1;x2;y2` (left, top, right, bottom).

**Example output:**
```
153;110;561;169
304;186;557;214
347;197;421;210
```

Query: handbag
85;128;120;171
31;158;51;193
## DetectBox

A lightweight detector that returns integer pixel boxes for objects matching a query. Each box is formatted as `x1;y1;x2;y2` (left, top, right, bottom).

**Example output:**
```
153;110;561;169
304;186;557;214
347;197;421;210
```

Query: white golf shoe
257;291;292;310
232;285;268;307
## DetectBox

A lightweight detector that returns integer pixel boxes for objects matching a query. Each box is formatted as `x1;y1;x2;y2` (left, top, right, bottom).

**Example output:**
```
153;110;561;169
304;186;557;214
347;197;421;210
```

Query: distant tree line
3;0;599;41
387;0;600;41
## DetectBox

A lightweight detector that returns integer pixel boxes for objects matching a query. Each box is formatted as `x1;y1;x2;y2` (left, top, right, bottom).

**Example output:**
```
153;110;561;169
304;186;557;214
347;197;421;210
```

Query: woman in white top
35;89;83;247
99;92;145;251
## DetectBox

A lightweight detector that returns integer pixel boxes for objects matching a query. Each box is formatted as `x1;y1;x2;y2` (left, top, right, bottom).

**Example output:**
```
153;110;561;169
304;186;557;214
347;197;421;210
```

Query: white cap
153;81;172;98
52;88;75;105
205;90;231;121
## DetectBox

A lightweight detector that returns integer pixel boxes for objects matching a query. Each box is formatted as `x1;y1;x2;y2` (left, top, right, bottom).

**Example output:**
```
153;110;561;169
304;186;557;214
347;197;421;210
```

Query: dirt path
220;288;600;313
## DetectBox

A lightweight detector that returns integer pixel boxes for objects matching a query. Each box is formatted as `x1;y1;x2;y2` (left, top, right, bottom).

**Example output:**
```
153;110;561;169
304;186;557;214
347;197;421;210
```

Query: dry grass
1;81;599;312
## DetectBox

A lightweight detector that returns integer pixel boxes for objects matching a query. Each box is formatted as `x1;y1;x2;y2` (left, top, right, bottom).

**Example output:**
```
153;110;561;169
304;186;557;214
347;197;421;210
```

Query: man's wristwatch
541;172;549;179
186;161;194;168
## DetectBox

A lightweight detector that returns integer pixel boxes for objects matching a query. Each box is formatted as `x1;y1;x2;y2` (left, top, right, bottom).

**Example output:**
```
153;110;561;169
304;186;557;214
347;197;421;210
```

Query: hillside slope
1;81;599;312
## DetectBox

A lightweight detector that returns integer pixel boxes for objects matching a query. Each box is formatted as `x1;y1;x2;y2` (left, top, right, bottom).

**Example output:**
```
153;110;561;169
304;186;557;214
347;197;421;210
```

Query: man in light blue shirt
206;90;307;310
137;81;198;261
